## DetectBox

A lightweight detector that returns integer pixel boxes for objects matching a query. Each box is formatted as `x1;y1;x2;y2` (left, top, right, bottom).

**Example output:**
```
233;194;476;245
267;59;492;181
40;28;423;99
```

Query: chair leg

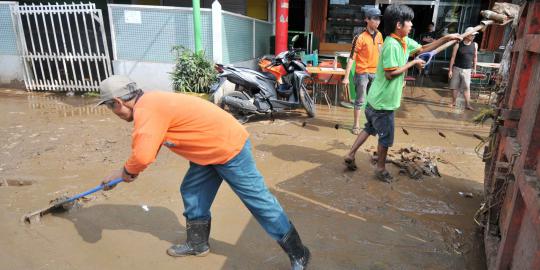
322;85;331;110
408;81;415;97
334;84;338;107
313;84;318;103
324;92;331;110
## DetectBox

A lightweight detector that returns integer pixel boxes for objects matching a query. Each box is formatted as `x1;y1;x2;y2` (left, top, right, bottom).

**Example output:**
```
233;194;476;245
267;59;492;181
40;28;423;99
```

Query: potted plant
170;46;218;99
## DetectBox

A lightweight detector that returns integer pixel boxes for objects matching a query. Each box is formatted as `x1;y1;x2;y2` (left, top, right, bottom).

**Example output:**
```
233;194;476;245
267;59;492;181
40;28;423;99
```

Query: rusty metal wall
483;1;540;269
481;0;511;51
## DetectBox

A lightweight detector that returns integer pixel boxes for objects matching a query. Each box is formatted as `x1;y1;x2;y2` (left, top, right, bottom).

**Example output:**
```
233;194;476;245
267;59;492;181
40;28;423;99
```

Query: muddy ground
0;88;490;269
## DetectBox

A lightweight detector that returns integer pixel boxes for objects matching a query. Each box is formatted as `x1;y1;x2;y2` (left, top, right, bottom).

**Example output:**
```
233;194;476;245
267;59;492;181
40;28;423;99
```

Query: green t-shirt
366;35;421;110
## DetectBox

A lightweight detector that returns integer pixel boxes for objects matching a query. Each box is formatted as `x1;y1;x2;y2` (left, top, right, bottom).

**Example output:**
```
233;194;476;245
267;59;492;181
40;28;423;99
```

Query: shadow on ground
53;141;486;269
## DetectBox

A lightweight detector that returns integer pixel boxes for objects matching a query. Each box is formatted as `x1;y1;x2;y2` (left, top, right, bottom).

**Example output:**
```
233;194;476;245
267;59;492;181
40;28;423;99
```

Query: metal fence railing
108;4;273;65
2;2;274;91
221;11;273;64
0;2;19;56
108;5;213;63
11;3;112;91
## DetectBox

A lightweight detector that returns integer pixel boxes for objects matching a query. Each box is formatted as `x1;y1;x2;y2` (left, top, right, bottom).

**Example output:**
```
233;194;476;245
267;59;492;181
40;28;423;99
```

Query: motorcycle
209;35;315;124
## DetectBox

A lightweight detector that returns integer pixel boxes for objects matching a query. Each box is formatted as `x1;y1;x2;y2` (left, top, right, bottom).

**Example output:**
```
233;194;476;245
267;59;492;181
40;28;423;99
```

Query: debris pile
368;147;442;180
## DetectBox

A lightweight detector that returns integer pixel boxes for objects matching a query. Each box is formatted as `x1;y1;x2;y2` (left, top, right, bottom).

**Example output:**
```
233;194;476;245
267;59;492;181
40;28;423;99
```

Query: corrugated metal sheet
482;1;540;269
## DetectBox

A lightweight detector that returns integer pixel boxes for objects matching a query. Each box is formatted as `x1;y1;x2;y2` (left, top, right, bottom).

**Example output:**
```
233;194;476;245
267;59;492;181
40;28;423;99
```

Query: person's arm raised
384;59;425;80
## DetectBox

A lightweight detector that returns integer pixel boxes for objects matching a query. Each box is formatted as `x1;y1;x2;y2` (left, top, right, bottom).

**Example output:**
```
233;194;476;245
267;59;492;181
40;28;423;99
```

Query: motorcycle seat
259;72;276;81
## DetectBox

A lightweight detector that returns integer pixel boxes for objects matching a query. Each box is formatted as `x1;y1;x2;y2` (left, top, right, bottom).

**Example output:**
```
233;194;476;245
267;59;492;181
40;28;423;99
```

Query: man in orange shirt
98;75;310;269
342;8;383;135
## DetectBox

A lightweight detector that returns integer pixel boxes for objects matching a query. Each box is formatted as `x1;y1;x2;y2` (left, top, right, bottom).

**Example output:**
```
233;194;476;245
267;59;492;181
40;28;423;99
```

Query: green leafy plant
170;46;218;93
472;108;495;124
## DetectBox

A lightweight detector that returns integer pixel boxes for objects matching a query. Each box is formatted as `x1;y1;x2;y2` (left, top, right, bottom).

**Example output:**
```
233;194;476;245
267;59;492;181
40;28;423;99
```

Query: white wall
113;58;258;92
0;55;25;88
113;60;175;92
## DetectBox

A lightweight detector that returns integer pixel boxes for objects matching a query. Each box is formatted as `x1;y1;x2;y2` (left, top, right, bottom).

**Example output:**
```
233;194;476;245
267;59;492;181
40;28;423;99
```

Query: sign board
124;10;141;24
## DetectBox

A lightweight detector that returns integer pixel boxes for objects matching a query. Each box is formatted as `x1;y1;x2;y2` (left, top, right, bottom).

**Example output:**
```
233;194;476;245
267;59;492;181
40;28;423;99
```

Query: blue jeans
180;139;291;240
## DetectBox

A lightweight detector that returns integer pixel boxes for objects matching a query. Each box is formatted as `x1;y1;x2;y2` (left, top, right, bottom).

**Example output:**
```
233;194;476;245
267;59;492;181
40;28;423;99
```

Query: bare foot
466;106;475;111
448;103;455;108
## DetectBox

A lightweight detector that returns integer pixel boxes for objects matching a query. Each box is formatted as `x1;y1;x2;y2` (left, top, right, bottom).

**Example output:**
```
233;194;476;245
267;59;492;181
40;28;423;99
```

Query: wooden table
306;66;346;75
442;62;501;70
477;62;501;69
306;67;347;108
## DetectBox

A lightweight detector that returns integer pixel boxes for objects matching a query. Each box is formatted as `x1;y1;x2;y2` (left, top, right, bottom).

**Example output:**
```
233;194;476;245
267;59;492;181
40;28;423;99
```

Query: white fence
108;2;273;65
11;3;112;91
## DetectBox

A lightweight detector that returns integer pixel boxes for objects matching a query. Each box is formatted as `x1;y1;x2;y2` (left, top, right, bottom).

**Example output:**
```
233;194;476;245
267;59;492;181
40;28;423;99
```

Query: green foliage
83;91;100;97
472;108;495;124
170;46;218;93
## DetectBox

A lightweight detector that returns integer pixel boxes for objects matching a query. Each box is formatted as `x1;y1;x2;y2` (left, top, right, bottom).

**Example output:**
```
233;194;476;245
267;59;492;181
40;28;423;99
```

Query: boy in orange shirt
343;7;383;135
98;75;310;269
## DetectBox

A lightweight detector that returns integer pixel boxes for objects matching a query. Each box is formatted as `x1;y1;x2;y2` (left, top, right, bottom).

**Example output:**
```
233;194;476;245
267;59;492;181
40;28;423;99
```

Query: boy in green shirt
343;4;462;182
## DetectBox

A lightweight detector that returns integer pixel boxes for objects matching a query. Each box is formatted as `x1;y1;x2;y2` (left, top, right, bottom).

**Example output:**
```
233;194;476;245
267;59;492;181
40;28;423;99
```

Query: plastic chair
313;60;342;109
404;76;416;96
471;71;491;103
404;67;418;97
301;50;319;67
470;51;496;103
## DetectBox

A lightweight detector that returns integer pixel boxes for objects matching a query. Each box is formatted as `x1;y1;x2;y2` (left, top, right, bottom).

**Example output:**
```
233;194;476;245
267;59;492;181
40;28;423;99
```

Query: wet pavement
0;88;488;269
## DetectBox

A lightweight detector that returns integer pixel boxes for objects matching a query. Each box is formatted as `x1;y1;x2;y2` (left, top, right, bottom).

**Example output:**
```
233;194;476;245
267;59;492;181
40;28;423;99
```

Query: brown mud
0;88;488;269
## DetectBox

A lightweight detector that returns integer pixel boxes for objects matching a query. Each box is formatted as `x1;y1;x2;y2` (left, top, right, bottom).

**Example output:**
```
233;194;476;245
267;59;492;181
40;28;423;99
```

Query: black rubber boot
278;223;311;270
167;219;211;257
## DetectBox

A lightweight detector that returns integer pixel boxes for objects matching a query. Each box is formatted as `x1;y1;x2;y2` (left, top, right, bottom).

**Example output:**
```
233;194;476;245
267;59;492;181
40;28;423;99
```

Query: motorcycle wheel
220;91;250;124
299;85;316;118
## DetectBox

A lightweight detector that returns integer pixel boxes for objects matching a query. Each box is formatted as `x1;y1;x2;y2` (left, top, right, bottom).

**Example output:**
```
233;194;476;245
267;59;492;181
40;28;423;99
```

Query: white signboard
124;10;141;24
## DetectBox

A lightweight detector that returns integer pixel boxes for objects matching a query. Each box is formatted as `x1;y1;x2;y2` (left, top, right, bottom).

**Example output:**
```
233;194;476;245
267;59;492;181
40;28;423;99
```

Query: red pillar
275;0;289;55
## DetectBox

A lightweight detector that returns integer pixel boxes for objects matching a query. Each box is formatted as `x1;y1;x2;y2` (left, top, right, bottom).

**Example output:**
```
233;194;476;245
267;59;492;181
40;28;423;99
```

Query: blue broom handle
62;178;124;204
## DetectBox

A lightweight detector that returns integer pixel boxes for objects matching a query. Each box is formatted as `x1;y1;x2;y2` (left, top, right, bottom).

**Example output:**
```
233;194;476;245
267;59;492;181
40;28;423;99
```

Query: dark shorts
363;104;395;148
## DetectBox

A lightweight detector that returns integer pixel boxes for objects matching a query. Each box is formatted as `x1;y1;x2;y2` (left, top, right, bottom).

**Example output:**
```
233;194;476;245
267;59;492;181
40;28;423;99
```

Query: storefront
325;1;376;44
376;0;484;40
310;0;490;60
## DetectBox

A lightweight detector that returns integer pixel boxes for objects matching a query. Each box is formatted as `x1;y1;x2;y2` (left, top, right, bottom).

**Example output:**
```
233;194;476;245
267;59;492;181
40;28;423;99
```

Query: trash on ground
369;147;441;180
458;192;474;198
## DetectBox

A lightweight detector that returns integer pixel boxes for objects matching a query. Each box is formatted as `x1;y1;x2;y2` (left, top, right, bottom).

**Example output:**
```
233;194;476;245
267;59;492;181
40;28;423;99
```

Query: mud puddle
0;179;35;187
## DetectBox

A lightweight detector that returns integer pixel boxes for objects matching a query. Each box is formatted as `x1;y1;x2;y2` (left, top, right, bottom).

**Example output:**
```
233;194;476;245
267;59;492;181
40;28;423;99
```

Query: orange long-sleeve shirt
124;92;249;175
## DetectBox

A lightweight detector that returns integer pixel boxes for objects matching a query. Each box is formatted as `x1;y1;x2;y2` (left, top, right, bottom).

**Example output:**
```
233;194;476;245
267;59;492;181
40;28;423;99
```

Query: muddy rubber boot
278;223;311;270
167;219;210;257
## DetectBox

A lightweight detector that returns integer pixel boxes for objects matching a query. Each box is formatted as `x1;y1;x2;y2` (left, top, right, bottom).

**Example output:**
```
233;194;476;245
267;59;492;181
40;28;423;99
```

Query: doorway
288;0;305;31
378;4;434;41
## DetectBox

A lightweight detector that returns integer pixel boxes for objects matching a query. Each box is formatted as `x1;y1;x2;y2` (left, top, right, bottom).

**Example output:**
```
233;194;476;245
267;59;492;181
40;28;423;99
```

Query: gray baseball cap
96;75;139;106
365;8;382;19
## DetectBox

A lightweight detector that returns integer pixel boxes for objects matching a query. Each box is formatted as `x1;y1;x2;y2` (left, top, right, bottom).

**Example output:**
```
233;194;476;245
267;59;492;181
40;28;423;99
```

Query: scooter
209;35;315;124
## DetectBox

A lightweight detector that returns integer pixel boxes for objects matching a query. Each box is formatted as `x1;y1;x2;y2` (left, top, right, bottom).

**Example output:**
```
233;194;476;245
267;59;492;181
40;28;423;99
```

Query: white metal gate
10;3;112;92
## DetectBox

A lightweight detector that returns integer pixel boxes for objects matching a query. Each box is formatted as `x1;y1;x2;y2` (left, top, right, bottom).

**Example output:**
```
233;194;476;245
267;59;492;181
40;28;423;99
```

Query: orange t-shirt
349;30;384;74
124;92;249;174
